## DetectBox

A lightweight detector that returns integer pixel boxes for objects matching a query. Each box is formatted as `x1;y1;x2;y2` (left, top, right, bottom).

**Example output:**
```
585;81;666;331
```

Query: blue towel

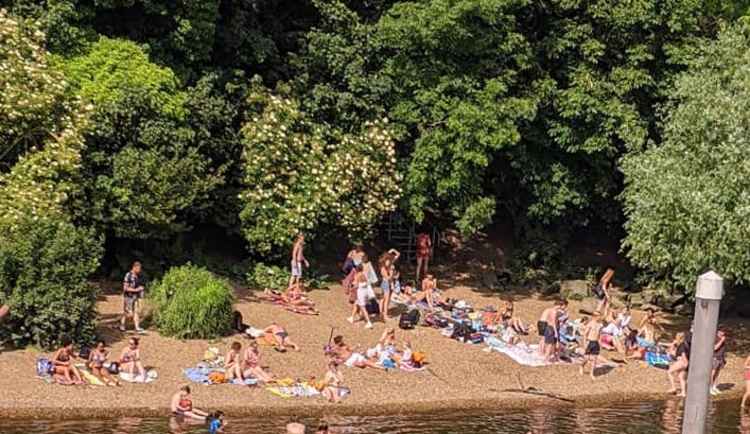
645;351;671;368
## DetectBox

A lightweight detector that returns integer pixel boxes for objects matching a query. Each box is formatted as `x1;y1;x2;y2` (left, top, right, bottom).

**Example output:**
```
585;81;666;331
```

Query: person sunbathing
225;342;243;381
264;323;300;352
501;301;528;334
119;337;146;380
51;337;84;385
321;360;348;403
369;328;402;364
171;385;209;421
242;340;275;382
332;335;384;370
88;340;120;386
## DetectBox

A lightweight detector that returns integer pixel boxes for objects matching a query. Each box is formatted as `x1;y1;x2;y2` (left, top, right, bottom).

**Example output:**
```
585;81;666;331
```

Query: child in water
208;411;225;433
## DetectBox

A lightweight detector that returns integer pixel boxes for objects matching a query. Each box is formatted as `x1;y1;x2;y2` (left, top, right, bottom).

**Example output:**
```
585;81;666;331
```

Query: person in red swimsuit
415;232;432;283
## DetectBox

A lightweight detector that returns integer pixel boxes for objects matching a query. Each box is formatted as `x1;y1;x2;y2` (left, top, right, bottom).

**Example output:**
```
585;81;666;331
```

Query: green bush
151;264;235;339
246;263;290;290
0;218;103;349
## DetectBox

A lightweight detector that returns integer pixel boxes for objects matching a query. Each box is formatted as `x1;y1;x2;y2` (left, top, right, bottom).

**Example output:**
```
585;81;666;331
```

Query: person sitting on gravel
501;300;528;334
171;385;209;421
321;360;349;403
264;323;300;352
119;337;146;380
88;340;120;386
331;335;383;370
242;340;275;383
367;328;402;365
225;341;243;381
52;337;84;385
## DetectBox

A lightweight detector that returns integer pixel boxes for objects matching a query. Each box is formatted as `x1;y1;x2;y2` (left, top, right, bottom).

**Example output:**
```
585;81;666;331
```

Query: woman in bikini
741;354;750;409
667;332;689;397
264;323;300;352
332;335;383;370
225;342;243;381
170;385;209;421
379;249;400;321
119;337;146;380
88;340;120;386
347;264;375;329
51;337;84;385
321;360;348;403
242;340;274;383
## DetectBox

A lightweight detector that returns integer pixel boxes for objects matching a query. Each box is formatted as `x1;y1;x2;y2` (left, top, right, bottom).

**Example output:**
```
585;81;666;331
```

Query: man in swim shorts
288;234;309;289
580;311;603;380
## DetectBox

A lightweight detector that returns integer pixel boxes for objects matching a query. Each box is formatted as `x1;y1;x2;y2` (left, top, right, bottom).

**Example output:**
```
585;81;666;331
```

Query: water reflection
0;400;745;434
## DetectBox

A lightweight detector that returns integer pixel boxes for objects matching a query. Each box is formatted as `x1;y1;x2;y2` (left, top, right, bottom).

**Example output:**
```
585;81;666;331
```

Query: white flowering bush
0;9;81;167
239;82;401;253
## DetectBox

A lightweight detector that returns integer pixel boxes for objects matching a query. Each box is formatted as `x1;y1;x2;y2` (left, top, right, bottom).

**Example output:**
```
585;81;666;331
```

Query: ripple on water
0;399;746;434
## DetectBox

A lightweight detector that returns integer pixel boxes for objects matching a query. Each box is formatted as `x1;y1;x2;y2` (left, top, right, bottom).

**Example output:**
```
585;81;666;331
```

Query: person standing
592;267;614;318
379;249;400;321
120;261;145;333
415;232;432;283
579;311;603;379
711;329;727;395
289;234;309;290
741;354;750;409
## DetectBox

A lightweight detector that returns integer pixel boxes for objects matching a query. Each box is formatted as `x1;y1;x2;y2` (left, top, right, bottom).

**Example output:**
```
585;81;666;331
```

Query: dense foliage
151;264;235;339
1;0;750;324
622;23;750;293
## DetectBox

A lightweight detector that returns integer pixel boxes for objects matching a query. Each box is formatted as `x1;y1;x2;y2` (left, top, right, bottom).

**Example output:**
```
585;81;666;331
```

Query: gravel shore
0;284;743;420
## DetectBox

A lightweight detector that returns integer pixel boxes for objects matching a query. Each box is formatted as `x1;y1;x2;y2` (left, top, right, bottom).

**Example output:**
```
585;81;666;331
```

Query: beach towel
259;292;319;315
183;366;258;386
119;368;158;383
266;382;320;398
485;338;550;367
645;351;671;368
78;366;106;386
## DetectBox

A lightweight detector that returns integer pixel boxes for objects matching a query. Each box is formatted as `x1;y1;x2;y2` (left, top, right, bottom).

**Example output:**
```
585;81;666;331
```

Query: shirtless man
332;335;383;370
170;385;209;421
288;234;309;289
580;311;603;379
538;300;564;360
264;323;300;352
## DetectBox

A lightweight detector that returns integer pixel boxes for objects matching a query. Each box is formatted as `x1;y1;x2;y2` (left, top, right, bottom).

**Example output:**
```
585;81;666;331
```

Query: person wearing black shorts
580;311;603;380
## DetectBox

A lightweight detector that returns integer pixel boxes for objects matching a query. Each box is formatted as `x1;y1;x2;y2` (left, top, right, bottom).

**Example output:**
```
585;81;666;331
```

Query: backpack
399;309;421;330
411;351;426;367
424;313;448;329
107;362;120;375
365;298;380;315
468;333;485;344
78;346;91;361
36;358;53;377
232;311;248;333
451;322;472;342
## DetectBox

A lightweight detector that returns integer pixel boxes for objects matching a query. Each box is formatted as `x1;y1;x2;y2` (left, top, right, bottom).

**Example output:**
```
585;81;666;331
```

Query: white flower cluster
239;91;401;252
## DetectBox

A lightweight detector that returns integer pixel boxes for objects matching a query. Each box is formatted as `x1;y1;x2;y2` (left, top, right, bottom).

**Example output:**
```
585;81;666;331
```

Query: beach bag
425;313;449;329
208;371;227;384
451;322;472;342
468;333;485;344
78;346;91;360
412;352;426;367
233;311;248;333
36;358;53;376
365;298;380;315
399;309;421;330
107;362;120;375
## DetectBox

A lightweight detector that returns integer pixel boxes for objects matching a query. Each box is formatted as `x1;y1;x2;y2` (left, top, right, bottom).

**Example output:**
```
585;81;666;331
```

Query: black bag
365;298;380;315
451;321;472;341
592;282;604;299
78;346;91;361
232;310;248;333
399;309;421;329
107;362;120;375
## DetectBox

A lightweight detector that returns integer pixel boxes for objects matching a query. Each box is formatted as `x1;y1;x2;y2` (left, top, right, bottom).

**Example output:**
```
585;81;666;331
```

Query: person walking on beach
592;267;614;318
348;264;375;329
415;231;432;283
741;354;750;409
711;329;727;396
667;332;689;397
170;385;209;421
120;261;145;333
289;234;309;290
579;311;603;379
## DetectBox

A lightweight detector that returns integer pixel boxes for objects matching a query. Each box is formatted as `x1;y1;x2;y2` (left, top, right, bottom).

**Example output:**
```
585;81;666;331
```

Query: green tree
622;23;750;293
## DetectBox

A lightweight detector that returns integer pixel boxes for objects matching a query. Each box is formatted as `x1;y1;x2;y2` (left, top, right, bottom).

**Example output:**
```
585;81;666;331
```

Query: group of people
50;336;145;385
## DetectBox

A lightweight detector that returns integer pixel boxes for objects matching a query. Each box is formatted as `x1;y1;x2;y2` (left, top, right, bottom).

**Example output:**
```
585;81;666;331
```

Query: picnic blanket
266;382;321;398
183;366;258;386
484;338;550;367
645;351;671;368
119;368;158;383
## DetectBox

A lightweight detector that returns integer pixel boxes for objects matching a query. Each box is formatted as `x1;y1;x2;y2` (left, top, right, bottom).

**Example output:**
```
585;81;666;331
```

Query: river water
1;399;746;433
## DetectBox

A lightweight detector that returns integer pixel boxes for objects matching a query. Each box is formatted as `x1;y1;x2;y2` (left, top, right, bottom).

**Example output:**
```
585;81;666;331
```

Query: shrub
0;218;103;349
246;262;330;290
151;264;235;339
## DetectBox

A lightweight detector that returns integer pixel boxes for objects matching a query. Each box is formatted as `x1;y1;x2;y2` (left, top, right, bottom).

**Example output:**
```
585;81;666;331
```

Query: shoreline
1;284;746;422
0;389;743;420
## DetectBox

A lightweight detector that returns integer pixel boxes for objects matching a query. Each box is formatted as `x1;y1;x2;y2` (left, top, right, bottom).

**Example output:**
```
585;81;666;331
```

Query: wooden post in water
682;271;723;434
